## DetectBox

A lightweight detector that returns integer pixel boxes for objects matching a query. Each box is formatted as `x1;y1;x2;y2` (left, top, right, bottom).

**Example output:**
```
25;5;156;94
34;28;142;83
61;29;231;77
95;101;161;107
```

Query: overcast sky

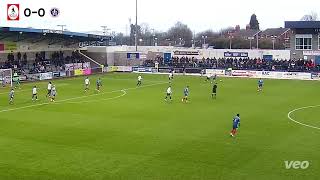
1;0;319;34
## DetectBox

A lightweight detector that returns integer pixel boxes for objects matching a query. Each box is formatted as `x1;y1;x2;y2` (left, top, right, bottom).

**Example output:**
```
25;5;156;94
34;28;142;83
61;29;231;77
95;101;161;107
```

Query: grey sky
1;0;319;34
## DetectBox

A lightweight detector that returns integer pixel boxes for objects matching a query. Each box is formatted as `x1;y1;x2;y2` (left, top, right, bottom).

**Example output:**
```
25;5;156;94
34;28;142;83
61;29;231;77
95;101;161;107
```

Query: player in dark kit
257;78;264;92
50;85;57;102
230;114;241;137
96;78;102;92
181;86;189;103
212;83;218;99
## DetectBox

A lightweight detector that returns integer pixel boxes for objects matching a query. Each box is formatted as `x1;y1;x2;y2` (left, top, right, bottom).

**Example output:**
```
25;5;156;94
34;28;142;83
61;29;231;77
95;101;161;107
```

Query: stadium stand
143;57;319;72
0;27;110;80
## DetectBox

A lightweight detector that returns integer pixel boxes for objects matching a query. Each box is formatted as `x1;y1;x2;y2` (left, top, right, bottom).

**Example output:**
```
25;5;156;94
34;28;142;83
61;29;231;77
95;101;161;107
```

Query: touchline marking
287;105;320;130
0;82;166;113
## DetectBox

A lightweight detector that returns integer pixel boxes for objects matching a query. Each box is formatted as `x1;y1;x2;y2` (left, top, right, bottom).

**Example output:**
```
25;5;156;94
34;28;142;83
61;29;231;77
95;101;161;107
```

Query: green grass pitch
0;73;319;180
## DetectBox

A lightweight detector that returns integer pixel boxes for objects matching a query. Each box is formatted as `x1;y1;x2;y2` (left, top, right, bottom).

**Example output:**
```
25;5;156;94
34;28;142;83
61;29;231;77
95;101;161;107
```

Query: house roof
261;28;290;36
232;29;260;38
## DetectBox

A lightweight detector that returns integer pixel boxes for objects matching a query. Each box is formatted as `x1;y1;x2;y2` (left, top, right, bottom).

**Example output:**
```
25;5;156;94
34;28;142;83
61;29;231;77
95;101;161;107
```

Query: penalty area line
56;90;127;104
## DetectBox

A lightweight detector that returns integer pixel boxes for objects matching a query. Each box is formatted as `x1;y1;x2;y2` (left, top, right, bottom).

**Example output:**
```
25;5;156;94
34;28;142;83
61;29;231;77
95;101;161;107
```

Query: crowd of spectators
0;51;86;74
144;56;320;72
51;51;85;66
2;52;28;69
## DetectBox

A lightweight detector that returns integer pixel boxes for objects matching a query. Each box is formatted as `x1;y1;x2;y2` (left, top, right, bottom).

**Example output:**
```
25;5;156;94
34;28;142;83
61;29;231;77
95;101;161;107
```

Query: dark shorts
212;90;217;94
47;90;51;94
167;93;171;96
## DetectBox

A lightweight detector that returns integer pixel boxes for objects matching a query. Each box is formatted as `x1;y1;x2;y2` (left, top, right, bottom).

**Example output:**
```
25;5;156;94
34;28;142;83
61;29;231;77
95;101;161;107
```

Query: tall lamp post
154;37;158;46
229;35;234;49
57;25;66;31
135;0;138;51
179;38;183;46
202;35;208;48
271;35;277;50
202;35;208;44
248;37;254;49
256;32;259;49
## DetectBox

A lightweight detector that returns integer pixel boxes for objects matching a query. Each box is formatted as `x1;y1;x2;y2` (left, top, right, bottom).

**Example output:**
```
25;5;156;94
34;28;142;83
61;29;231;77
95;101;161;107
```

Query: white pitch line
287;105;320;130
57;90;127;104
102;77;168;83
0;77;165;96
0;82;167;113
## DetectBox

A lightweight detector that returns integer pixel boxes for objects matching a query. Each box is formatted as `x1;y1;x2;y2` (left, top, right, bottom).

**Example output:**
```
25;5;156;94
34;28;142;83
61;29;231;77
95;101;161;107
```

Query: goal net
0;69;13;87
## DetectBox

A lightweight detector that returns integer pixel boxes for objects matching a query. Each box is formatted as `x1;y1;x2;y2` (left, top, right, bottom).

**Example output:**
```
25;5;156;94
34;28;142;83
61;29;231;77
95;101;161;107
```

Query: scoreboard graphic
6;3;60;21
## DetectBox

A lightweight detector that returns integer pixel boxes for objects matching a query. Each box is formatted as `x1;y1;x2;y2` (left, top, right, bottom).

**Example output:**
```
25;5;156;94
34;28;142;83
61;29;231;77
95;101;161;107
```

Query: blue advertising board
263;55;273;61
127;53;140;59
164;53;172;63
315;56;320;65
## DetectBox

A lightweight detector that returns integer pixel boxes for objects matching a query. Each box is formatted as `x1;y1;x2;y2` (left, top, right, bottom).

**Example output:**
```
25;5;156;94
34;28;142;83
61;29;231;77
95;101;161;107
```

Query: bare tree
167;22;193;47
219;27;236;36
301;12;318;21
196;30;219;39
140;23;151;35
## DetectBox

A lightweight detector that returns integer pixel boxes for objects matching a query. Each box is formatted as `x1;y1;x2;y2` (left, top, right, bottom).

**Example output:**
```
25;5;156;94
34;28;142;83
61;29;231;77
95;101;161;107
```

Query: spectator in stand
17;52;21;61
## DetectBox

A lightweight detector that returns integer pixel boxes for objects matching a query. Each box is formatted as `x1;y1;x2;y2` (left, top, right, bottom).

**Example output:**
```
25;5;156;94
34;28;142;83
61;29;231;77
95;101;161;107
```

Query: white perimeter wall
83;46;291;64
